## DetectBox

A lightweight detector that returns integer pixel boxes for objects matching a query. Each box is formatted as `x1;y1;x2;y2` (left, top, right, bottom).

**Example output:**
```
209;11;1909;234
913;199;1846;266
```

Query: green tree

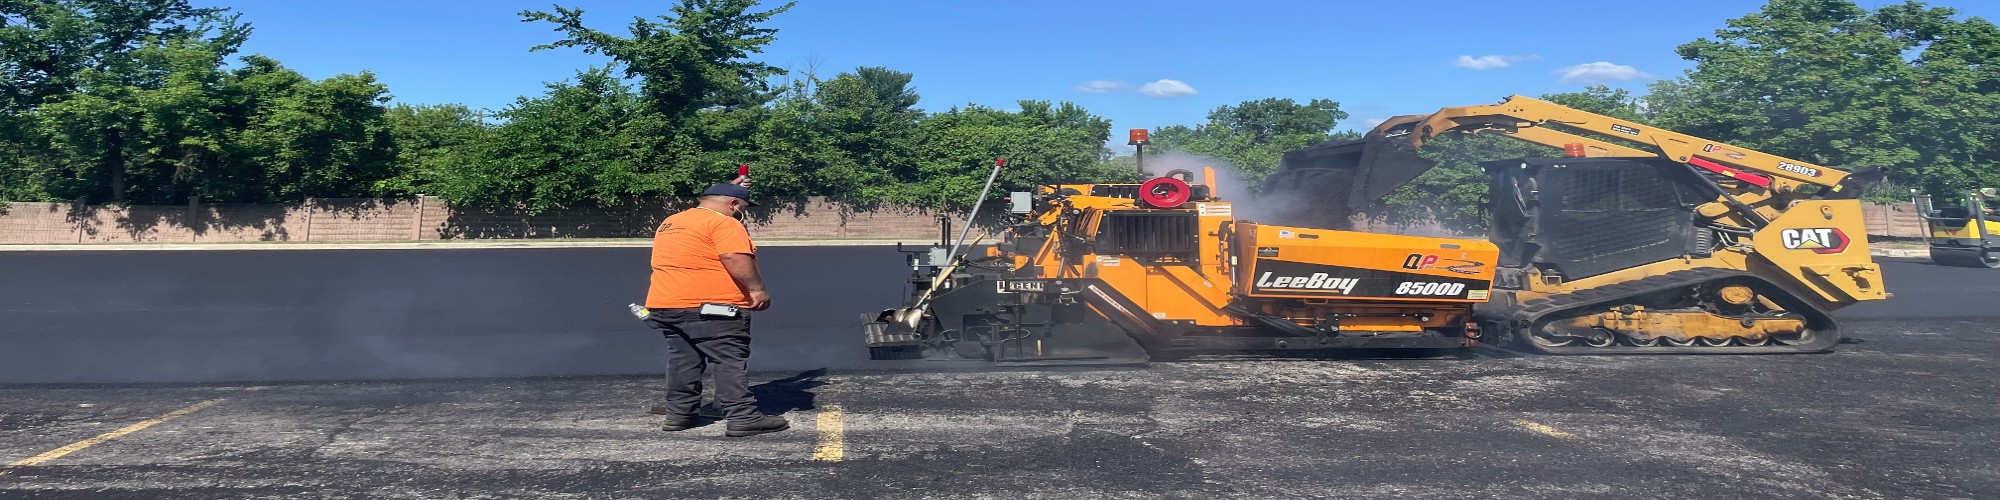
520;0;796;189
424;68;642;213
744;66;923;202
0;0;246;113
1642;0;1946;183
1641;0;2000;198
1147;98;1349;185
377;103;492;197
727;77;822;199
905;100;1118;210
1898;13;2000;196
0;112;32;201
226;56;398;203
4;0;248;203
4;1;406;205
1541;85;1644;122
521;0;793;122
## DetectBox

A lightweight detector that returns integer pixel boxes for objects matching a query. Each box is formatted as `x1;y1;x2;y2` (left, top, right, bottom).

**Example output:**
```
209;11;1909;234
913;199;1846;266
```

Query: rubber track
1480;268;1842;355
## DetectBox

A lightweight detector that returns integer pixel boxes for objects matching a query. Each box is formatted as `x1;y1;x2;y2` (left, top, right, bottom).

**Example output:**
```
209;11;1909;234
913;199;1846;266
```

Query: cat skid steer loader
1260;95;1890;353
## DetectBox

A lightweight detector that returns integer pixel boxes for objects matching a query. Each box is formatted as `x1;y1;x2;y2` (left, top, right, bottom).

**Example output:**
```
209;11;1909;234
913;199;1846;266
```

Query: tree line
3;0;1995;228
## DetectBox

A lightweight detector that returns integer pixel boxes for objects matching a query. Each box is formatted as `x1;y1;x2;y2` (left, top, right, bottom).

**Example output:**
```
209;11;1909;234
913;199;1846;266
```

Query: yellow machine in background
863;164;1500;364
1260;95;1890;353
1914;188;2000;268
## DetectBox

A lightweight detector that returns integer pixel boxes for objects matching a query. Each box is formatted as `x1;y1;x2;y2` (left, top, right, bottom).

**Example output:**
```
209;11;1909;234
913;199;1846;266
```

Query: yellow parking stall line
2;398;227;472
812;405;845;462
1512;419;1578;440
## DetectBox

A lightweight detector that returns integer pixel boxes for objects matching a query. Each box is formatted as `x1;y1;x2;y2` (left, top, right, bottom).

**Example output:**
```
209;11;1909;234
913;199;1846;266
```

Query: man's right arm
719;253;769;310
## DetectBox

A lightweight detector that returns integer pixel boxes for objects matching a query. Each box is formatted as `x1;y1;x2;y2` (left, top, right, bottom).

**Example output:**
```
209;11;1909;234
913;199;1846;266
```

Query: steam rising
1139;151;1473;238
1137;151;1287;223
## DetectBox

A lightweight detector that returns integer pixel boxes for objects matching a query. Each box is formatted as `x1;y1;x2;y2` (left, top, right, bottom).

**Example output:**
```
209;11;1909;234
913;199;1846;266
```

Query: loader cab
1479;157;1715;289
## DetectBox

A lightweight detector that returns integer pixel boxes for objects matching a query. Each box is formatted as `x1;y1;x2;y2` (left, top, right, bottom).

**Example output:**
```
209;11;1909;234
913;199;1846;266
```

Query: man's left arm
720;253;769;310
713;220;768;310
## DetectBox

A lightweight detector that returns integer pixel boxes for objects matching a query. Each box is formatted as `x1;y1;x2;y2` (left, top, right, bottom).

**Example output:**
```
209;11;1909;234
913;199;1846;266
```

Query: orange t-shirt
645;208;757;309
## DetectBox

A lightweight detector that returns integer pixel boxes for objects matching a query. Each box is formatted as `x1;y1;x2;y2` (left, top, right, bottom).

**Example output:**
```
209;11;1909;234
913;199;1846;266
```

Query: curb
1871;248;1927;258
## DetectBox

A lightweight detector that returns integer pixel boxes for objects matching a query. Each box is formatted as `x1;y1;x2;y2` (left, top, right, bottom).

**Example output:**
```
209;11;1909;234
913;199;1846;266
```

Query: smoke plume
1135;151;1476;238
1135;151;1288;224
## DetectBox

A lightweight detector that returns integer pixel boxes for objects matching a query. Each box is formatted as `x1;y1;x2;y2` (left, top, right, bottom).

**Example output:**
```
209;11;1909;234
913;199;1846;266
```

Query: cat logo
1780;228;1850;254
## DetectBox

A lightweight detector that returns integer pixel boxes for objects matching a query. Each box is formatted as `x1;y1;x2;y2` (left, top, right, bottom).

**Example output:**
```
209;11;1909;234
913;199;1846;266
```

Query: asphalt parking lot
2;257;1996;498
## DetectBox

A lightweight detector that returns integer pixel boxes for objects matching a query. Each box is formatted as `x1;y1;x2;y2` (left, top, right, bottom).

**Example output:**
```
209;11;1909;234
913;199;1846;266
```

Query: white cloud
1558;62;1652;83
1454;54;1539;70
1363;117;1388;127
1073;80;1132;93
1137;79;1198;98
1455;55;1511;70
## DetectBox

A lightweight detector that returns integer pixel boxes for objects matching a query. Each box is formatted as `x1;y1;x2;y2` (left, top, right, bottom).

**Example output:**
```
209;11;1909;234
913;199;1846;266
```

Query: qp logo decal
1401;253;1485;275
1780;228;1850;254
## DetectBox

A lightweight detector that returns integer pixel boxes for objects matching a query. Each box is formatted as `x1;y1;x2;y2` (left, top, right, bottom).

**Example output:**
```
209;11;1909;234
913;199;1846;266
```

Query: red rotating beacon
1138;175;1192;209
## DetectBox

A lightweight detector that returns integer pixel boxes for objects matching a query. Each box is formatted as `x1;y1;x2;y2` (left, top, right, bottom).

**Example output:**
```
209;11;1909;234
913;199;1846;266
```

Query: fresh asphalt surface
0;246;915;384
2;252;1996;498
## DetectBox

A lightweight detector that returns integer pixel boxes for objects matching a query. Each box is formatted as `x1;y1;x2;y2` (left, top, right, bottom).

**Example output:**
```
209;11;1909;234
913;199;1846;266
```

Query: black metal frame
1480;157;1711;284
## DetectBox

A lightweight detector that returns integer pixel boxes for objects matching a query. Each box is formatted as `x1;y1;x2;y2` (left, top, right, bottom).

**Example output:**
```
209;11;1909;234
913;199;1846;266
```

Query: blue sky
191;0;1998;153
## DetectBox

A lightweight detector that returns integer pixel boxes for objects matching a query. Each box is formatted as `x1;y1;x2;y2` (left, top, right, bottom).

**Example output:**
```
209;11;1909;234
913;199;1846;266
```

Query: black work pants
647;308;761;423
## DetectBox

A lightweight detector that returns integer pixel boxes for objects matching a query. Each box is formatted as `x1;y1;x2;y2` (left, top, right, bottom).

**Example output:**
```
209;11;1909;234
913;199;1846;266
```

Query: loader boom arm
1377;94;1854;193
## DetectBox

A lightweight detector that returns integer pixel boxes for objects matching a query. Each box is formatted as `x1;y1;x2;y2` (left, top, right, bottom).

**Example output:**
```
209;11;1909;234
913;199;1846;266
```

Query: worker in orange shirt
640;177;787;437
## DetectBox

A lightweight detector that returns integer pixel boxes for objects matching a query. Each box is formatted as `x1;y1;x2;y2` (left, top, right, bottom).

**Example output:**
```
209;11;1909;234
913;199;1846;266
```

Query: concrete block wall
77;205;199;243
183;203;299;242
0;196;971;244
300;199;424;242
0;203;90;244
446;203;656;239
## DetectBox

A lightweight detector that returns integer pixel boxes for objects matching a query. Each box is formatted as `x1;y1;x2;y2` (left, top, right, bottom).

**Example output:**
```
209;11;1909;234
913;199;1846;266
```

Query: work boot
725;415;789;437
661;415;703;432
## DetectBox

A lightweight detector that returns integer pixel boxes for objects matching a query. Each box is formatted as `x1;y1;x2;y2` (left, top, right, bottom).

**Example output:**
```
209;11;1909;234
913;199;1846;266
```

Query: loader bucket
1259;116;1441;229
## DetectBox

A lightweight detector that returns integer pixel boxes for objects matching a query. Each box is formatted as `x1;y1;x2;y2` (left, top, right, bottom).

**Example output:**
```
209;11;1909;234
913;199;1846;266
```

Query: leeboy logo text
1254;272;1358;294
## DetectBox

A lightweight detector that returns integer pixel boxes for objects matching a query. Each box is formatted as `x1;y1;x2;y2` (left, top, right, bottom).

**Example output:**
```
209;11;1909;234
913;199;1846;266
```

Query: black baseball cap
701;183;758;207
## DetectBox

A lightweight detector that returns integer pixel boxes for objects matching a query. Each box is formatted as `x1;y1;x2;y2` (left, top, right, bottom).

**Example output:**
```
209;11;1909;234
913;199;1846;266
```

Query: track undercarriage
1481;269;1841;354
